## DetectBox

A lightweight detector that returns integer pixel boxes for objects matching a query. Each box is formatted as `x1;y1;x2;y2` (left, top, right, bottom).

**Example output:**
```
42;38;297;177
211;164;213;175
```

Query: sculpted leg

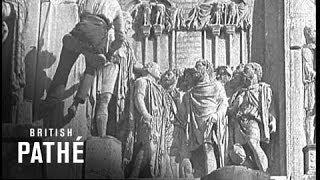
149;140;157;177
47;36;80;100
96;93;112;137
68;72;95;117
130;143;151;178
204;143;217;175
169;156;178;178
247;138;268;172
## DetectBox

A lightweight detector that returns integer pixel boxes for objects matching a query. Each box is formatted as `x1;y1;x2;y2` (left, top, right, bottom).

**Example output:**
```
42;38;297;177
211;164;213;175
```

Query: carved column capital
141;25;151;37
208;24;221;36
153;24;163;36
225;25;236;34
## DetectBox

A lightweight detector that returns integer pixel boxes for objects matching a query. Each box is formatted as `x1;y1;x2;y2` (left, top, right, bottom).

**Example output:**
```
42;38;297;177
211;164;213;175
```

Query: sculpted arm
134;79;152;120
266;85;276;133
102;1;125;58
302;48;316;82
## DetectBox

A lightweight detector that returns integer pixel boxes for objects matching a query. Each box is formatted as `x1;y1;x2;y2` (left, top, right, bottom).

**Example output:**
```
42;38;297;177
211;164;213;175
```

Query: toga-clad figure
129;62;171;178
182;60;229;176
160;69;194;178
227;62;276;172
302;26;316;144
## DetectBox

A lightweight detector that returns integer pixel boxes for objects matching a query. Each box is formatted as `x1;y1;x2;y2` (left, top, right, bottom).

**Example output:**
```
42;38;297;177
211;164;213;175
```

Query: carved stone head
177;68;198;92
304;26;316;44
160;69;178;90
243;62;262;87
144;62;161;80
195;59;215;82
215;65;232;84
225;63;244;96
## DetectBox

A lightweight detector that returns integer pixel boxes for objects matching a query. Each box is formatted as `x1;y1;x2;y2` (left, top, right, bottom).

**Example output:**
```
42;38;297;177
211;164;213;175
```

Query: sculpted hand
122;158;130;170
269;114;276;133
143;114;153;127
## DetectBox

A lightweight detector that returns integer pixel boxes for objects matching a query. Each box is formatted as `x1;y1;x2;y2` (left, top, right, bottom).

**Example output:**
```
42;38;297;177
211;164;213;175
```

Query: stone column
283;0;316;179
202;30;207;60
208;24;221;68
169;30;176;69
153;24;163;63
141;25;151;65
240;30;246;64
225;25;235;66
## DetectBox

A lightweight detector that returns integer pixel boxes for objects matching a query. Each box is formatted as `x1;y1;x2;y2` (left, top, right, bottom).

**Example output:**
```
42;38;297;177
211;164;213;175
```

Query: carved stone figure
2;0;27;122
141;3;152;26
153;2;166;25
182;60;228;176
88;11;143;139
227;62;276;172
211;3;223;25
160;69;194;178
215;66;233;86
44;0;125;114
176;68;198;92
164;6;178;32
129;62;172;178
225;63;245;98
227;2;237;25
302;26;316;144
236;0;253;29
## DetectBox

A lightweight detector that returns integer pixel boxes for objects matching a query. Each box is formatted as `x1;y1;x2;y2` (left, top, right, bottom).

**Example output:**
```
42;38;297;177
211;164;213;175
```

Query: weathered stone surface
201;165;270;180
176;31;202;68
85;136;124;179
283;0;316;179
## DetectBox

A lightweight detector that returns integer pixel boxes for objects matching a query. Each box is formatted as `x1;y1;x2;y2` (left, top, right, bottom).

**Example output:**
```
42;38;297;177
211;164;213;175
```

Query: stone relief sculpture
227;62;276;172
160;69;194;178
131;0;254;32
152;2;166;26
181;60;229;176
2;0;27;121
129;62;172;178
215;66;233;86
141;3;152;26
211;3;223;25
92;11;143;139
302;26;316;144
226;2;238;25
236;0;253;29
44;0;125;117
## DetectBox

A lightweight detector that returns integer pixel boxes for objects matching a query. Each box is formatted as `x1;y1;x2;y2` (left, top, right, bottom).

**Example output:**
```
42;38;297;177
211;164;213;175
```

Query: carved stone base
85;136;124;179
202;165;270;180
302;144;316;175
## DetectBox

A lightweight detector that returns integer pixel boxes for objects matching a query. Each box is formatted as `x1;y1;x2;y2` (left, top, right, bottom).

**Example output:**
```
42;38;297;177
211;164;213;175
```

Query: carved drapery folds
131;0;253;34
2;0;27;107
